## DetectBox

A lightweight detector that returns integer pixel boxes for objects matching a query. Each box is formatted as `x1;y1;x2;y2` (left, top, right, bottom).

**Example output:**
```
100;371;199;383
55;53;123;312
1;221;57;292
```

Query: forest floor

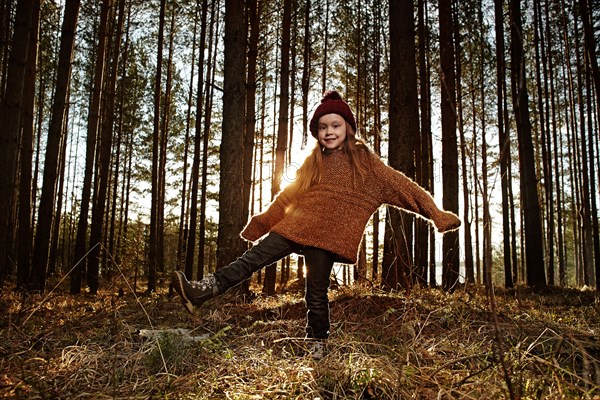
0;277;599;399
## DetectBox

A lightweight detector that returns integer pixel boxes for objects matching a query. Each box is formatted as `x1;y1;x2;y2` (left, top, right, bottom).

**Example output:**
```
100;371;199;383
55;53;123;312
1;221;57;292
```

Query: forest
1;0;600;295
0;0;599;398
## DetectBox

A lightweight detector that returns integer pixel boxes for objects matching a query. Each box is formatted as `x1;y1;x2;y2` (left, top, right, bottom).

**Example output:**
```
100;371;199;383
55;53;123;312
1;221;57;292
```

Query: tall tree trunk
372;1;383;283
149;0;166;292
185;0;208;279
217;0;246;271
0;0;34;284
120;120;133;274
477;1;492;289
383;0;418;289
31;0;80;292
115;3;132;267
508;129;519;284
415;0;431;286
533;0;554;285
555;0;576;287
439;0;460;292
509;0;546;288
255;67;267;284
71;0;111;294
578;0;600;289
87;0;124;294
156;6;176;277
320;0;329;93
558;0;575;286
421;1;437;287
238;0;261;296
494;0;513;288
301;0;310;147
243;0;259;227
584;62;599;290
177;3;200;271
355;0;362;130
0;0;13;103
16;0;40;289
581;56;595;286
48;103;71;276
198;0;218;280
288;0;297;168
454;2;474;285
263;57;279;295
472;115;481;285
572;6;585;287
108;2;130;276
578;0;600;116
264;0;291;296
544;0;562;287
62;133;77;269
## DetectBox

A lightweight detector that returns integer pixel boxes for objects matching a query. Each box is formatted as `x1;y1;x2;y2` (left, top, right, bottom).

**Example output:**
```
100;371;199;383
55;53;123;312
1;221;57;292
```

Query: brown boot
171;271;221;313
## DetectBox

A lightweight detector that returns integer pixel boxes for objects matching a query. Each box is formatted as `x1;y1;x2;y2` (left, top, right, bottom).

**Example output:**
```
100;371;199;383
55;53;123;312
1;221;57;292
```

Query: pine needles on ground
0;282;598;399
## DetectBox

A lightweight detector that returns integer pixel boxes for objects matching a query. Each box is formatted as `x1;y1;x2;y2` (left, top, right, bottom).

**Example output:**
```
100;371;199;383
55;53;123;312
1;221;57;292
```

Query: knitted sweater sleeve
240;186;296;242
373;156;461;233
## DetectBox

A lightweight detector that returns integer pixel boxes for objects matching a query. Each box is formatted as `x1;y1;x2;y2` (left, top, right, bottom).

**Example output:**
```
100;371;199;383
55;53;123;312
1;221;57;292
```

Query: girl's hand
435;211;461;233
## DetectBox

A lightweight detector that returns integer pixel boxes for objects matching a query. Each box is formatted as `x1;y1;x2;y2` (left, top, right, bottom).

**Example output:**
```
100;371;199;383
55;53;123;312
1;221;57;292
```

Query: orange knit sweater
241;148;460;264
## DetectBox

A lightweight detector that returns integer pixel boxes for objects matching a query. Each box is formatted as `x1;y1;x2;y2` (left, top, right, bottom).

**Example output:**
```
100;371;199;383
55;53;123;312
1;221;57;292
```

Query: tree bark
87;0;124;294
533;0;554;285
148;0;166;292
217;0;247;271
16;0;40;289
198;0;218;280
243;0;259;227
454;2;474;286
71;0;111;294
114;2;132;268
185;0;208;279
177;2;200;271
372;1;384;283
578;0;600;289
263;0;291;296
31;0;80;292
109;0;131;265
439;0;460;292
156;5;176;277
416;0;432;286
383;0;418;289
494;0;513;288
0;0;34;283
509;0;546;288
238;0;261;296
301;0;310;147
478;1;492;289
320;0;329;93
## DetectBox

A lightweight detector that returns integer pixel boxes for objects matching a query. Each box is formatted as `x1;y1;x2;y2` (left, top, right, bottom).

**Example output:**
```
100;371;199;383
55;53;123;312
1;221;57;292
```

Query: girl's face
317;113;347;151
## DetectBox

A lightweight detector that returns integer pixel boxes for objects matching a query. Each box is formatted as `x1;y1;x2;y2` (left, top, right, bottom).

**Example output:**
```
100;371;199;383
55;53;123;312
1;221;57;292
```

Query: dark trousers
213;232;335;339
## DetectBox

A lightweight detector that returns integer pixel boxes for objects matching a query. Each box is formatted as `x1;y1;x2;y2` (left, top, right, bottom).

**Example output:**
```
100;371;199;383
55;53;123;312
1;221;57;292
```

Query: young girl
172;90;460;348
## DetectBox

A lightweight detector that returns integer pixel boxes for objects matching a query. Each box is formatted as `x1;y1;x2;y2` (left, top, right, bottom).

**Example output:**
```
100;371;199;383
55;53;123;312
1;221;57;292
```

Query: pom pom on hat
309;90;357;137
321;90;343;101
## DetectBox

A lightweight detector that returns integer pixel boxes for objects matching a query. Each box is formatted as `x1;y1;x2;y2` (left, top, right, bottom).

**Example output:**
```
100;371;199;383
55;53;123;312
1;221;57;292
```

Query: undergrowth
0;279;598;399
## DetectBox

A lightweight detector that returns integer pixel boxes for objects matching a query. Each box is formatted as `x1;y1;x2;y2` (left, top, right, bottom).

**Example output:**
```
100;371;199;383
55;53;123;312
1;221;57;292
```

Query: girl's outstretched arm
373;155;460;233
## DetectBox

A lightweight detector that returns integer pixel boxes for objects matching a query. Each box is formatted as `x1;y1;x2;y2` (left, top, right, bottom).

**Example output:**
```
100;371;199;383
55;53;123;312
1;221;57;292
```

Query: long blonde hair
289;123;371;197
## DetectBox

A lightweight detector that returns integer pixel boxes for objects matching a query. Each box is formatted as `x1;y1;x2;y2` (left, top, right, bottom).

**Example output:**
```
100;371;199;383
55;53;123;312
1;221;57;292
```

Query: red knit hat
309;90;357;137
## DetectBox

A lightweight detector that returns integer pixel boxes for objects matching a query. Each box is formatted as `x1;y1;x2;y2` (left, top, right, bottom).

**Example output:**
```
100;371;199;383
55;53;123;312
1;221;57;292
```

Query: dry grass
1;279;599;399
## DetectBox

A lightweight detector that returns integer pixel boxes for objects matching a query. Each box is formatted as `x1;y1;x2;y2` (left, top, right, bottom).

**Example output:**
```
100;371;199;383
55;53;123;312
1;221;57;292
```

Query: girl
172;90;460;349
